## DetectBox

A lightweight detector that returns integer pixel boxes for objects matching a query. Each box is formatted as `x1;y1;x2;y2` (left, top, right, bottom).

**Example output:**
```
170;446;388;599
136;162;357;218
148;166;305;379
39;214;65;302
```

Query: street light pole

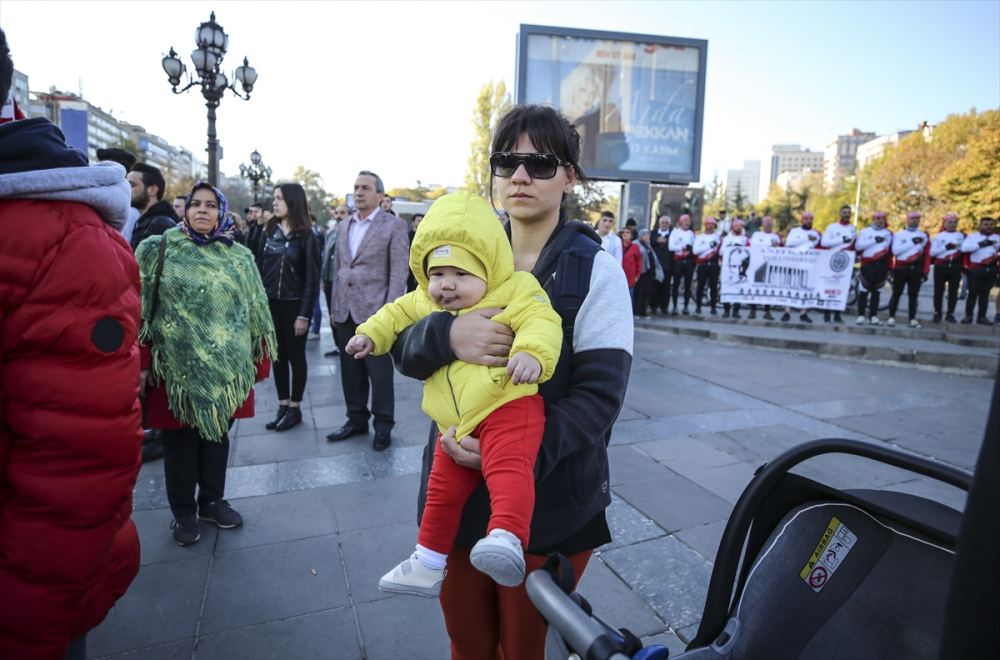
239;149;272;203
161;12;257;188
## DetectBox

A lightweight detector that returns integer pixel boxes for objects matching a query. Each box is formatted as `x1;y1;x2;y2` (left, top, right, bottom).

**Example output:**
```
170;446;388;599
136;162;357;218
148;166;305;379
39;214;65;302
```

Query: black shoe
946;314;958;324
326;424;368;442
710;308;718;316
722;310;731;318
977;316;992;326
960;315;973;324
932;312;943;324
748;310;756;320
833;313;844;324
682;306;690;316
198;500;243;529
275;406;302;432
671;307;678;316
763;311;775;321
695;306;702;315
780;312;790;322
800;313;813;324
732;310;741;319
373;431;392;452
324;348;339;357
170;515;200;546
824;313;831;323
141;429;165;463
265;405;288;430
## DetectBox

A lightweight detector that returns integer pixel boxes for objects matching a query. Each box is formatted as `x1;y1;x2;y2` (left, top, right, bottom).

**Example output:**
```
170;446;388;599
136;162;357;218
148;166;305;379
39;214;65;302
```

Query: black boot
763;310;775;321
141;429;165;463
722;308;731;318
945;313;958;323
780;312;790;322
748;309;757;320
932;312;942;324
800;313;813;324
833;312;844;324
266;405;288;430
275;406;302;431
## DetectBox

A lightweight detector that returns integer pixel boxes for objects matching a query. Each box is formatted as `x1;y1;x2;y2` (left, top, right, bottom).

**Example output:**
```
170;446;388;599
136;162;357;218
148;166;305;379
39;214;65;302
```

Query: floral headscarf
180;182;235;247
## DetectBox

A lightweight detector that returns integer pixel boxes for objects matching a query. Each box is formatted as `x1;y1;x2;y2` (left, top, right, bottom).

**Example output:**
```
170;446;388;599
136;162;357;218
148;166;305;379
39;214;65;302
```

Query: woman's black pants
163;426;230;518
269;298;308;402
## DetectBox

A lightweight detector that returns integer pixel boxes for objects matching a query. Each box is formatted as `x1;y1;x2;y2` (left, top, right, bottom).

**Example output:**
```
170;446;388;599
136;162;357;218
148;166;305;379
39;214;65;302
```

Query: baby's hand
506;352;541;385
346;334;374;359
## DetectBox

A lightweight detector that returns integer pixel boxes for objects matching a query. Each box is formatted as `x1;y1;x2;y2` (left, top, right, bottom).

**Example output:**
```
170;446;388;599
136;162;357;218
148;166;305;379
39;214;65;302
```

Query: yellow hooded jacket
357;192;562;440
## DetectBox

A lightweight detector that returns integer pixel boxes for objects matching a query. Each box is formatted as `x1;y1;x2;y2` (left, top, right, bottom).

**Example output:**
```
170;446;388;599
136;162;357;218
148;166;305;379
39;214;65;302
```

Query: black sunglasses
490;152;570;180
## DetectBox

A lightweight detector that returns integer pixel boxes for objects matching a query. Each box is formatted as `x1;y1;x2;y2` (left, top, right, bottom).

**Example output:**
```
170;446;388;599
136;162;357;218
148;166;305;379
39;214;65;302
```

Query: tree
387;186;428;202
731;180;748;214
703;171;726;218
283;166;332;224
109;136;141;160
933;113;1000;232
463;80;511;199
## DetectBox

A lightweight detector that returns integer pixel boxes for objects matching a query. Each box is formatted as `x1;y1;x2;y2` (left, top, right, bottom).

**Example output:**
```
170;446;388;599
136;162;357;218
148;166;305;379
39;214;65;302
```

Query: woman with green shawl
136;183;276;547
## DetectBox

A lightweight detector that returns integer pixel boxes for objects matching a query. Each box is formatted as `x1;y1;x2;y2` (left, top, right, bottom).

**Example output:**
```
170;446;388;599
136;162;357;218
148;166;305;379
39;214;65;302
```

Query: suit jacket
331;208;409;324
321;223;338;282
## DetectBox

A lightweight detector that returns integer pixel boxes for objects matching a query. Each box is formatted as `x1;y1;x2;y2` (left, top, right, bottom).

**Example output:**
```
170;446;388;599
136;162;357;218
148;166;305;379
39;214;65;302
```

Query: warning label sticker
800;516;857;593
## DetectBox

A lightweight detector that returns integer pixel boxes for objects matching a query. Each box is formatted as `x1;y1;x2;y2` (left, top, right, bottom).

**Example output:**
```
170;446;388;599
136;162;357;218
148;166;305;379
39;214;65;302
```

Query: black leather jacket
258;225;321;318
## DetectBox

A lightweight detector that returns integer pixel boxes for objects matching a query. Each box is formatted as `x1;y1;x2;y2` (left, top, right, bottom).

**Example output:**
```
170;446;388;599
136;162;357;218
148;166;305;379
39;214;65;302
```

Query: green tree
109;136;141;160
933;113;1000;232
284;166;332;224
387;185;428;202
463;80;512;199
703;171;726;218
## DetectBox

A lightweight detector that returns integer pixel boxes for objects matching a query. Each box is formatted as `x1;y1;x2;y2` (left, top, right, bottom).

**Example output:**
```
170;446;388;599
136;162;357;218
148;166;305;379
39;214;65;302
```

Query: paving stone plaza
91;314;995;659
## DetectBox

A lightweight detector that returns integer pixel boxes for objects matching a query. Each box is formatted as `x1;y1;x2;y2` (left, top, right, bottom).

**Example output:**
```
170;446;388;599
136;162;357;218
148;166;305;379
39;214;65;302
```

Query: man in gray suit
327;172;409;450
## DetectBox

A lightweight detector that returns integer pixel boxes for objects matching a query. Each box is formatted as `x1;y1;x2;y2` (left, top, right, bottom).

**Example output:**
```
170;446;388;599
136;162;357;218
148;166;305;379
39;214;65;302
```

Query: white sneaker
886;317;896;327
855;315;866;325
307;332;321;341
378;554;446;598
470;529;525;587
909;319;923;329
868;316;882;326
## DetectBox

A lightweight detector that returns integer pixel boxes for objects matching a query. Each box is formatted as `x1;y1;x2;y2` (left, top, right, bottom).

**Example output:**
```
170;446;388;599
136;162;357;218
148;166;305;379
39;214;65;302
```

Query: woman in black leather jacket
258;183;321;431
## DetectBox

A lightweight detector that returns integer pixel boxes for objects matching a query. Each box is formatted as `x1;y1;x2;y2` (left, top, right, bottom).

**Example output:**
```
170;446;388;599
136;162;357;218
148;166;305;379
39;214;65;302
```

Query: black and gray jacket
392;217;634;550
258;225;321;319
129;200;179;252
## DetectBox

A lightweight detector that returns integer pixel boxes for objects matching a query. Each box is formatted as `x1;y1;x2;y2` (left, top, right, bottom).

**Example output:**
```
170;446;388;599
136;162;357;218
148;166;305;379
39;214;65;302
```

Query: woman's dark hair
489;104;589;210
266;183;312;237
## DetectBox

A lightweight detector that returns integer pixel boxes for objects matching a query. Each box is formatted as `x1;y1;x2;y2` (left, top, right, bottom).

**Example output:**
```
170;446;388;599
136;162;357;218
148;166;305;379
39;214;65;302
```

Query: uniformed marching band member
853;211;893;325
886;211;931;328
820;204;857;323
668;214;696;315
929;213;966;323
721;218;749;318
960;216;999;325
748;215;783;320
693;217;722;315
781;211;821;323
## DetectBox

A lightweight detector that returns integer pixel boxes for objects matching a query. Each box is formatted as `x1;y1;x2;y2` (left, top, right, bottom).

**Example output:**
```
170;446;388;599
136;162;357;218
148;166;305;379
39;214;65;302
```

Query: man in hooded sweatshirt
346;191;563;597
0;28;142;660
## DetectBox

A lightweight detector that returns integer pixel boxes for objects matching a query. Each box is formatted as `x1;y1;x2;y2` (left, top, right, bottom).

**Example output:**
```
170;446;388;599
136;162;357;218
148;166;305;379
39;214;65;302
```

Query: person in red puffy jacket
0;29;142;660
621;226;642;299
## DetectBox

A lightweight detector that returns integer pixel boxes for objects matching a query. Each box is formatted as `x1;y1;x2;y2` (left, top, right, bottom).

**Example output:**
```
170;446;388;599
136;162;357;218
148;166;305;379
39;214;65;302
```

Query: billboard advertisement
517;25;707;183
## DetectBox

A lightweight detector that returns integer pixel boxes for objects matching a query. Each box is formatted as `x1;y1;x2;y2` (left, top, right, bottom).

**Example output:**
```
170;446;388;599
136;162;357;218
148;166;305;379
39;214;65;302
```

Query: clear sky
3;1;998;197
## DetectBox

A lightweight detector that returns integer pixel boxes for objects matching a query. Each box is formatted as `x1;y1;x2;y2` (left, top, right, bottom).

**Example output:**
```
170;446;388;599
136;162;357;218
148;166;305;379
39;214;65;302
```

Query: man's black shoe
932;312;943;324
732;310;741;319
265;405;288;430
977;316;992;326
833;313;845;324
671;307;679;316
275;406;302;431
748;310;757;320
682;306;690;315
694;306;702;315
800;313;813;324
198;500;243;529
763;311;775;321
946;314;958;324
324;348;339;357
170;515;200;546
710;308;718;316
780;312;790;322
960;315;973;324
141;429;165;463
722;309;731;318
373;431;392;452
824;312;831;323
326;424;368;442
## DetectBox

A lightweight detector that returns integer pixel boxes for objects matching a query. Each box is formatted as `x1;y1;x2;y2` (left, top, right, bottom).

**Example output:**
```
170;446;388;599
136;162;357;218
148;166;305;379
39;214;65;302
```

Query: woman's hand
139;369;155;397
449;307;512;368
440;426;482;470
294;318;309;336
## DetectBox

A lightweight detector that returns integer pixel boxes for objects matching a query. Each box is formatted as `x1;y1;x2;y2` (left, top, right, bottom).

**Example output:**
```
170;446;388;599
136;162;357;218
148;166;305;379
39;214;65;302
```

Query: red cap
679;214;691;222
801;212;813;221
762;216;774;223
907;212;922;220
705;216;717;225
942;213;958;222
732;219;745;228
872;211;887;219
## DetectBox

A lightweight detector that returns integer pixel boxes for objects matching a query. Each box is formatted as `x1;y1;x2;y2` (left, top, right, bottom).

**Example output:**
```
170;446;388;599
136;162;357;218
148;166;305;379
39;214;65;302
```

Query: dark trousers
934;264;963;315
163;426;230;518
672;258;694;309
652;263;672;311
322;283;339;341
269;298;308;402
889;268;924;320
696;263;719;310
858;260;890;317
966;269;998;319
336;315;395;433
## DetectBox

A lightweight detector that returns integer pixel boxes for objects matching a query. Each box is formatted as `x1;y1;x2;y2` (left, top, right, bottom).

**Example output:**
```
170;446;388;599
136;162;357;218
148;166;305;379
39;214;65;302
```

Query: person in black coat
126;163;178;252
257;183;321;432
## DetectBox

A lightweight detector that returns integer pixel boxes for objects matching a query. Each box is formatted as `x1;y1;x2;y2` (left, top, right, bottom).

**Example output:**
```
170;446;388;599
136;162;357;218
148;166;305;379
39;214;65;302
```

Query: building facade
855;130;914;170
761;144;824;199
823;129;877;191
11;69;29;114
726;160;761;207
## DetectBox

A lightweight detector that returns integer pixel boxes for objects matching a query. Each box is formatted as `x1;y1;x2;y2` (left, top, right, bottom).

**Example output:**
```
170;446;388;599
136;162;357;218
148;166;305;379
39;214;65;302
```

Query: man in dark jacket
0;28;142;658
127;162;178;251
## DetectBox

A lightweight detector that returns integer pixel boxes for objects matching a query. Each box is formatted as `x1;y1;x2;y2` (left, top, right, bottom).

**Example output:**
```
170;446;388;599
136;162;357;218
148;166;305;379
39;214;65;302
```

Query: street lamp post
161;11;257;188
239;149;272;203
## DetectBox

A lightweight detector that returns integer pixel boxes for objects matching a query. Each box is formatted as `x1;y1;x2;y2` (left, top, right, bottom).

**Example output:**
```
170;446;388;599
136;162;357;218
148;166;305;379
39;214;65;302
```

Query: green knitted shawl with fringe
136;228;277;441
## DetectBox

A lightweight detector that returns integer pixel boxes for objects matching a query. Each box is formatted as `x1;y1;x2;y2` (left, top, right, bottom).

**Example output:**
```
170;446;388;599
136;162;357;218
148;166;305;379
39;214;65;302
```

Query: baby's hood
410;191;513;292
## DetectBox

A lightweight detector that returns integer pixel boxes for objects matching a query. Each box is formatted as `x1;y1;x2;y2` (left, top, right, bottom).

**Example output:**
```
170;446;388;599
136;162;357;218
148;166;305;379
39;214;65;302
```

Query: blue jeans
310;290;323;334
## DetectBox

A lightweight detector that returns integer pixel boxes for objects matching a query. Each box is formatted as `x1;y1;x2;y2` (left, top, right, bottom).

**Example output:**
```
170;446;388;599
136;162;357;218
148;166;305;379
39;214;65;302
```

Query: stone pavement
90;313;994;659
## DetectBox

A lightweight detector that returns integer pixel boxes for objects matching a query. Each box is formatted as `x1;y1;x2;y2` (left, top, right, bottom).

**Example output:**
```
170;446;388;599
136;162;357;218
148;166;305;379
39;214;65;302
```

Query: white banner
720;246;855;311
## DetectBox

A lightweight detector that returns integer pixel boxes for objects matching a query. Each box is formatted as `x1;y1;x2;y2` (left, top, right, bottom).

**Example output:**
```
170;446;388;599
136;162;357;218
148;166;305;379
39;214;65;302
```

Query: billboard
517;25;707;184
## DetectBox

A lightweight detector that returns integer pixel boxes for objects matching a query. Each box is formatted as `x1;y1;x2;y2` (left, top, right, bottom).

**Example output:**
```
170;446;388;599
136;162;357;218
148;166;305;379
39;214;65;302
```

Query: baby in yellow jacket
346;191;562;595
